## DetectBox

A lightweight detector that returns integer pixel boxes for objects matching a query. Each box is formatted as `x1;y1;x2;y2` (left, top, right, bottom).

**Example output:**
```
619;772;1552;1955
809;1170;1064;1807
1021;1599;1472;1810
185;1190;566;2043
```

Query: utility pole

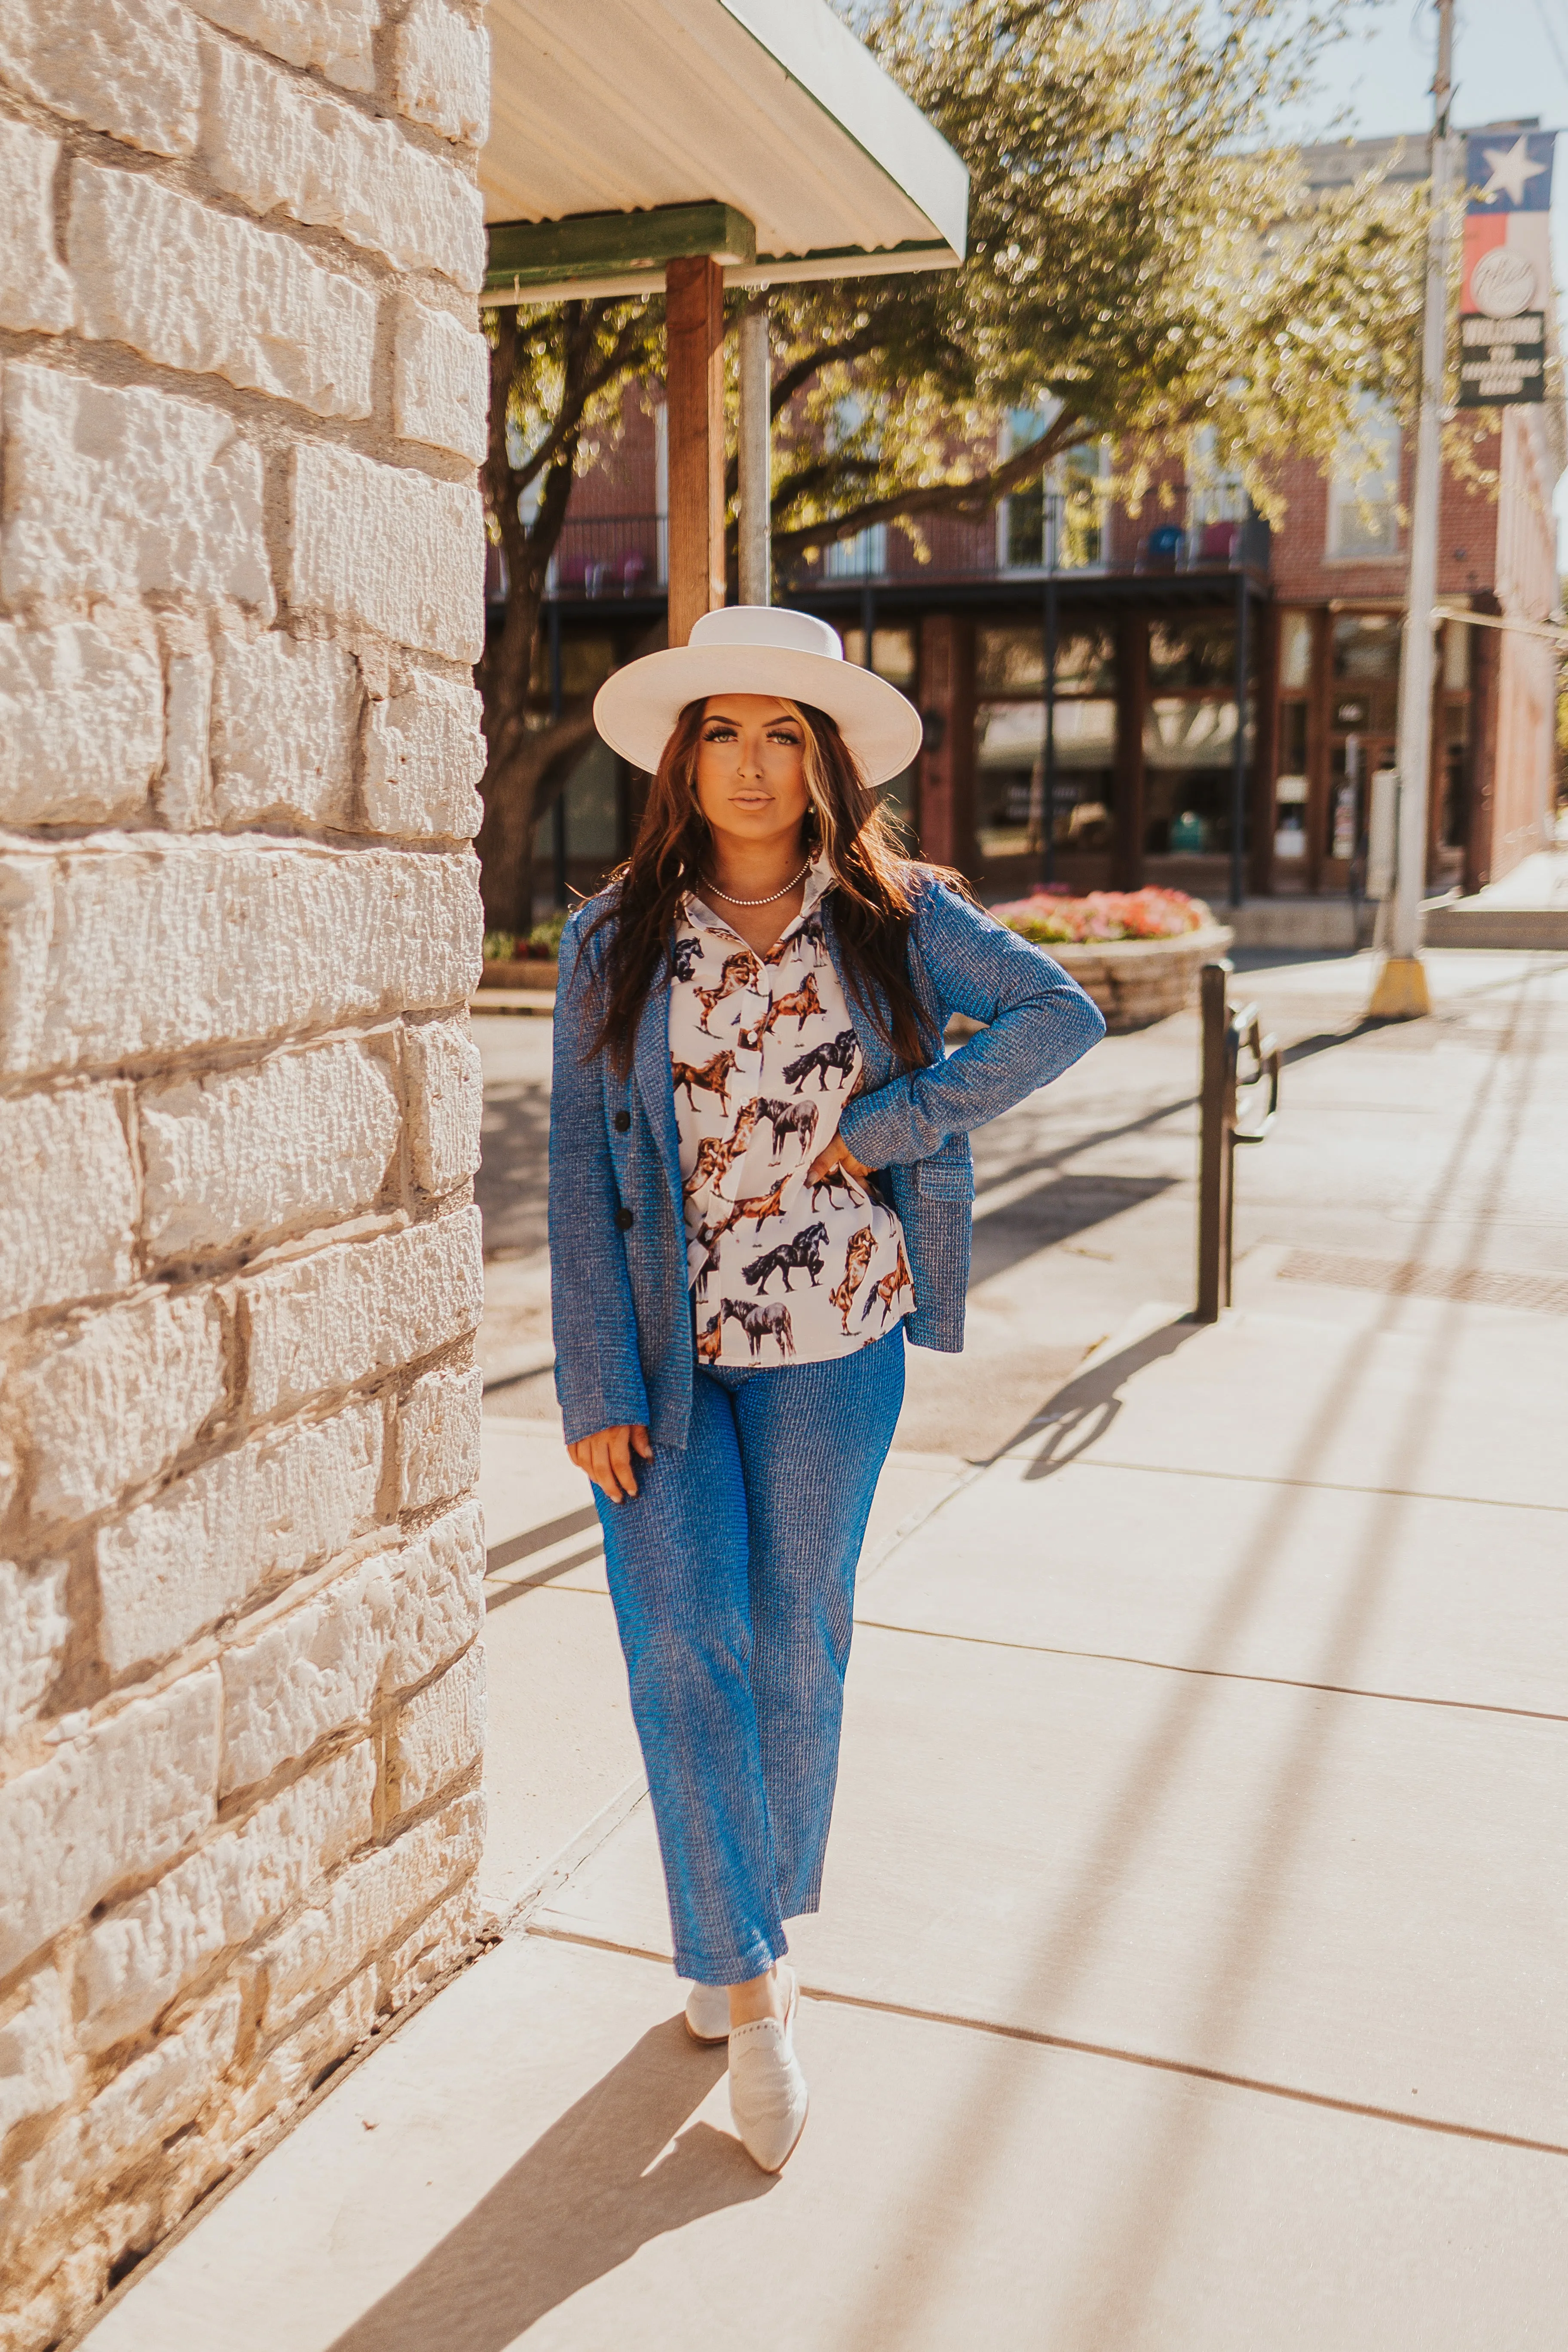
1369;0;1455;1017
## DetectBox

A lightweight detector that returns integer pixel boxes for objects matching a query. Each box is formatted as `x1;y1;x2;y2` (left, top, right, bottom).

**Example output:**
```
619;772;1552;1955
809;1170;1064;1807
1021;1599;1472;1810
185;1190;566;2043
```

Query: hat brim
592;643;925;787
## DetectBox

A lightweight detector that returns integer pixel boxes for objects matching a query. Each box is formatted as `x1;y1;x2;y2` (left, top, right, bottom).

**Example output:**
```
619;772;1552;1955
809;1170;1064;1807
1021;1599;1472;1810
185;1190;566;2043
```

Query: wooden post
914;611;972;867
665;256;725;646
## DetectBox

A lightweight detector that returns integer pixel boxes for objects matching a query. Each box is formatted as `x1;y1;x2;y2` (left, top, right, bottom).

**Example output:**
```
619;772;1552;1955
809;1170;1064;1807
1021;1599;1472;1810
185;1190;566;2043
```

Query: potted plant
988;885;1234;1031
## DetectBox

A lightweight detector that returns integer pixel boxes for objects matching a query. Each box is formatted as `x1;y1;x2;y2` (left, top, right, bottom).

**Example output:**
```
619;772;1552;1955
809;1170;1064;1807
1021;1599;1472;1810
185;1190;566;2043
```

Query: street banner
1458;129;1555;407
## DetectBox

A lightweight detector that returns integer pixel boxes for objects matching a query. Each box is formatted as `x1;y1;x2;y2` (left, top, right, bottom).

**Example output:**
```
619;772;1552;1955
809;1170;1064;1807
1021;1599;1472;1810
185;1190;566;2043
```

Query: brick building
0;7;490;2343
517;130;1565;920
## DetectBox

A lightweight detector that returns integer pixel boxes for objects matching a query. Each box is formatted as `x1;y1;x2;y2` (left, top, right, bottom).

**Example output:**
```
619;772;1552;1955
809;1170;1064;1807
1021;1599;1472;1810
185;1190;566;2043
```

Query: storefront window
974;697;1116;858
1279;610;1313;692
1275;698;1309;861
1148;618;1236;690
842;625;917;687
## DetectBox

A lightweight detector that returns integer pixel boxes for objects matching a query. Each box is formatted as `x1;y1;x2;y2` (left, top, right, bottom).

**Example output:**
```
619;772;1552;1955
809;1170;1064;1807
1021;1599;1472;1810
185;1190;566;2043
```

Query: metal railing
1197;960;1280;1321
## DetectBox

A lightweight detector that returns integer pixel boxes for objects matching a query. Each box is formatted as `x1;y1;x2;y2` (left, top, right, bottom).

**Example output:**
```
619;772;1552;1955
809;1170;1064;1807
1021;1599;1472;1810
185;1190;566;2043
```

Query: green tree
476;0;1423;922
763;0;1424;564
478;297;661;926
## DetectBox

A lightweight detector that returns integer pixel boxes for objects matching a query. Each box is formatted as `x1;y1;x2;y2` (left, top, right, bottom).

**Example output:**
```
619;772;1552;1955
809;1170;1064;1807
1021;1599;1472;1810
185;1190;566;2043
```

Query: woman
549;606;1105;2172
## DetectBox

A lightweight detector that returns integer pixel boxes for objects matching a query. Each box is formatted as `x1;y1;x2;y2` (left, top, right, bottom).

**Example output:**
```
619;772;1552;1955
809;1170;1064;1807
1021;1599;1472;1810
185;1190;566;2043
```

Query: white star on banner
1479;136;1549;207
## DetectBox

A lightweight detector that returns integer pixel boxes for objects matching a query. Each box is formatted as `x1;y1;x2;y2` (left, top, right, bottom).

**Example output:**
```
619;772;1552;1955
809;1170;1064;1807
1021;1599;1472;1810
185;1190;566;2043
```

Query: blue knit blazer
548;877;1106;1448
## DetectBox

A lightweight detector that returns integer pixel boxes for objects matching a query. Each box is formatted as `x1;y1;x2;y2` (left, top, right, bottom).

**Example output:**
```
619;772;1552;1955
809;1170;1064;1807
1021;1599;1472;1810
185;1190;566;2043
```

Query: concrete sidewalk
85;948;1568;2348
85;1273;1568;2349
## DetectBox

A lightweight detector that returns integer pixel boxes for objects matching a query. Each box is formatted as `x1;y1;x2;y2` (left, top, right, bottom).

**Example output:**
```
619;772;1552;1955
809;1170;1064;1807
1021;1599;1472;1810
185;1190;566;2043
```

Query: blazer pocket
913;1145;975;1202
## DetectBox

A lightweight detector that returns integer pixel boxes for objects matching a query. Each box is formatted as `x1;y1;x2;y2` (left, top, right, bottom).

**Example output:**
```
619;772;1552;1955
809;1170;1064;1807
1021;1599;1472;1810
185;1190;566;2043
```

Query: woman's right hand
568;1423;653;1503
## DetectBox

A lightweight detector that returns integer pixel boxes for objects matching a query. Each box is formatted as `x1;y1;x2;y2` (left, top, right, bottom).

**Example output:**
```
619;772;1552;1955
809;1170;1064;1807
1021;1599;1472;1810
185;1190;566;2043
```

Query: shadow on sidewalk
323;2017;771;2351
1008;1314;1206;1480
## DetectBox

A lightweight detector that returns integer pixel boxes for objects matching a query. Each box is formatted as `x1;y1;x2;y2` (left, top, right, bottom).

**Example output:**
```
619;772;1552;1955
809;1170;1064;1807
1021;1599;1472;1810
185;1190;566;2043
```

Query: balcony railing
516;490;1269;606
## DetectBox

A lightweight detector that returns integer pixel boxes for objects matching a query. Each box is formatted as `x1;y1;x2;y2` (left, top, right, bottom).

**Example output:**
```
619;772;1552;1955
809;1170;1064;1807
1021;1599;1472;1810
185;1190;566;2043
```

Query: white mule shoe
683;1982;731;2044
727;1966;808;2173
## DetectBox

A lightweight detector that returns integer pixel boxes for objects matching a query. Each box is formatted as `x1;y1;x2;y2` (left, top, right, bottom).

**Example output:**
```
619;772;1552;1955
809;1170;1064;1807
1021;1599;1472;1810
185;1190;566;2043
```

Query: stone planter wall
1044;926;1236;1031
0;9;492;2345
478;958;561;990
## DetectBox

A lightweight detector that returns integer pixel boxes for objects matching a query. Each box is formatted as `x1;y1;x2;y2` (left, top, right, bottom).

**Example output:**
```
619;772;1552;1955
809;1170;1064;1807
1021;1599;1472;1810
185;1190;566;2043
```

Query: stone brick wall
0;6;491;2343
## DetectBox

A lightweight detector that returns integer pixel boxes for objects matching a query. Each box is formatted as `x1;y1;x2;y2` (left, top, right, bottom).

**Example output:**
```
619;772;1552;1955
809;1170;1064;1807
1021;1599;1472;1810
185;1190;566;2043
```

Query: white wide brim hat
592;606;924;787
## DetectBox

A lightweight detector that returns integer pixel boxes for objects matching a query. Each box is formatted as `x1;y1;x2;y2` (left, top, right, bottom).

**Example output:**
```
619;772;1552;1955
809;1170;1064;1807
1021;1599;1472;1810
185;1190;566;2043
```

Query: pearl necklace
701;860;811;909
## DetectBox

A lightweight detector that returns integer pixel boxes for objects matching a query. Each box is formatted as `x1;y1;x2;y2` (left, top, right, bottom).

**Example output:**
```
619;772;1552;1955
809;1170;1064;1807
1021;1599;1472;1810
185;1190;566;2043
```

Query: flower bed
991;885;1232;1031
480;916;563;990
989;885;1213;943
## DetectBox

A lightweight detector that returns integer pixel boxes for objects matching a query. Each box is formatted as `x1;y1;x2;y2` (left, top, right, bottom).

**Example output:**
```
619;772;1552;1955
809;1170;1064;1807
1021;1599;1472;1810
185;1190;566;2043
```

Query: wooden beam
665;255;726;648
484;204;753;299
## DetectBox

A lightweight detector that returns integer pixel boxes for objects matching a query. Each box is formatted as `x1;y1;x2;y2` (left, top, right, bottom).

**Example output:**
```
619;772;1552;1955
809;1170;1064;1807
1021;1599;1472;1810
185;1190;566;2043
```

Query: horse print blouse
670;860;913;1368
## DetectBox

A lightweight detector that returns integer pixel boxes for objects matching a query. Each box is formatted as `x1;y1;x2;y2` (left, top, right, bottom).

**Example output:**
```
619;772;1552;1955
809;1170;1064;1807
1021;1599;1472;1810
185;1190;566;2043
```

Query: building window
1142;617;1251;858
1047;440;1109;572
1326;398;1401;560
1274;611;1313;862
822;524;888;579
842;625;916;687
973;622;1116;863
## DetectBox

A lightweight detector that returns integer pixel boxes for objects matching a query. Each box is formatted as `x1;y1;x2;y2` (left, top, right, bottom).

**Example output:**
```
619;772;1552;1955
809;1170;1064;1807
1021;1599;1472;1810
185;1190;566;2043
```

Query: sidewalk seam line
850;1618;1568;1725
522;1924;1568;2162
1015;1456;1568;1514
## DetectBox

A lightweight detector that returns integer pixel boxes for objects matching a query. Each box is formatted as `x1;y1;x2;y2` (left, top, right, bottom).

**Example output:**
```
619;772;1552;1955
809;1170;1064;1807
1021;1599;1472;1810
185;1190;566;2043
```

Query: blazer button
614;1110;631;1132
615;1206;634;1231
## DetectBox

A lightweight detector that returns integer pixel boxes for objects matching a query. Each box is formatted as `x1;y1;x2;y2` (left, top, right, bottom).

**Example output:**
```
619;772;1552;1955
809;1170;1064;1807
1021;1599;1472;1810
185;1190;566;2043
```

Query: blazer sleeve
549;913;652;1441
835;882;1106;1170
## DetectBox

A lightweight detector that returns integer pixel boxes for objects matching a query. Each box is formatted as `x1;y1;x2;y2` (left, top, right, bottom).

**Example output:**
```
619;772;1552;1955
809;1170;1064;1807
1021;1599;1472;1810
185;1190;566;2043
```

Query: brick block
157;647;214;828
0;0;199;158
381;1868;481;2014
242;1206;483;1418
0;1083;138;1317
0;616;163;827
15;1285;227;1526
0;1559;70;1742
95;1398;385;1673
75;1743;373;2052
395;1363;482;1512
189;0;377;91
0;1670;221;1979
209;630;363;827
392;0;489;144
220;1550;394;1792
402;1017;482;1193
288;440;485;663
0;1969;72;2159
248;1966;374;2102
392;293;488;463
387;1639;484;1814
0;363;272;617
0;116;72;335
69;163;375;422
361;664;484;839
141;1038;400;1262
0;837;481;1081
384;1496;484;1692
205;37;485;289
253;1786;483;2032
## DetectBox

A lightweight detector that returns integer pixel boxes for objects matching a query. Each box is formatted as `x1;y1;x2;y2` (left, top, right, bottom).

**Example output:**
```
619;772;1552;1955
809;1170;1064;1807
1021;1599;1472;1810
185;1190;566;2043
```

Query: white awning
481;0;968;296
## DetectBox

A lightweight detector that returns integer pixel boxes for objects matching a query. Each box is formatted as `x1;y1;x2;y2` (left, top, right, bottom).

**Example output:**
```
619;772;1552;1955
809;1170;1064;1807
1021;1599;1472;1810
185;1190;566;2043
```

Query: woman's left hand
807;1133;872;1188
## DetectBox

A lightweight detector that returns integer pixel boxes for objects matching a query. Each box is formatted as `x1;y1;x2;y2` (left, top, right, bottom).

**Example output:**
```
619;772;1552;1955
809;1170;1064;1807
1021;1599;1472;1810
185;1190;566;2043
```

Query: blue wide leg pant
592;1326;906;1984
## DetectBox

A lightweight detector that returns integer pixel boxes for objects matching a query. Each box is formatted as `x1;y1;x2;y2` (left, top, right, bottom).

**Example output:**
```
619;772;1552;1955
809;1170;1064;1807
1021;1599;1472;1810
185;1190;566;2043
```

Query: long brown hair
582;695;957;1072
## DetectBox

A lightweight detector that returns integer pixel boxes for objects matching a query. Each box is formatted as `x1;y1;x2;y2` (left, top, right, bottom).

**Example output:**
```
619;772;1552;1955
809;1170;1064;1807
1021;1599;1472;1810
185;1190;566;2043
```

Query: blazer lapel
633;941;683;1211
822;900;895;1087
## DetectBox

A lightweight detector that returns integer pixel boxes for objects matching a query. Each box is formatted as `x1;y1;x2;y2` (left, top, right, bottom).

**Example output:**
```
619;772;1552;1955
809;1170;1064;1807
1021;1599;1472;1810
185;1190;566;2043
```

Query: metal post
548;602;567;911
1228;573;1249;910
1370;0;1453;1018
860;582;876;674
1042;570;1058;883
738;292;772;606
1197;962;1233;1320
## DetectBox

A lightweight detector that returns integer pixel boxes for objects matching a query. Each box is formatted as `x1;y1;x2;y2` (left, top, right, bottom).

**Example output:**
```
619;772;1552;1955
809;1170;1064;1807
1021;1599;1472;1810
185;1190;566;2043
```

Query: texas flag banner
1459;130;1555;407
